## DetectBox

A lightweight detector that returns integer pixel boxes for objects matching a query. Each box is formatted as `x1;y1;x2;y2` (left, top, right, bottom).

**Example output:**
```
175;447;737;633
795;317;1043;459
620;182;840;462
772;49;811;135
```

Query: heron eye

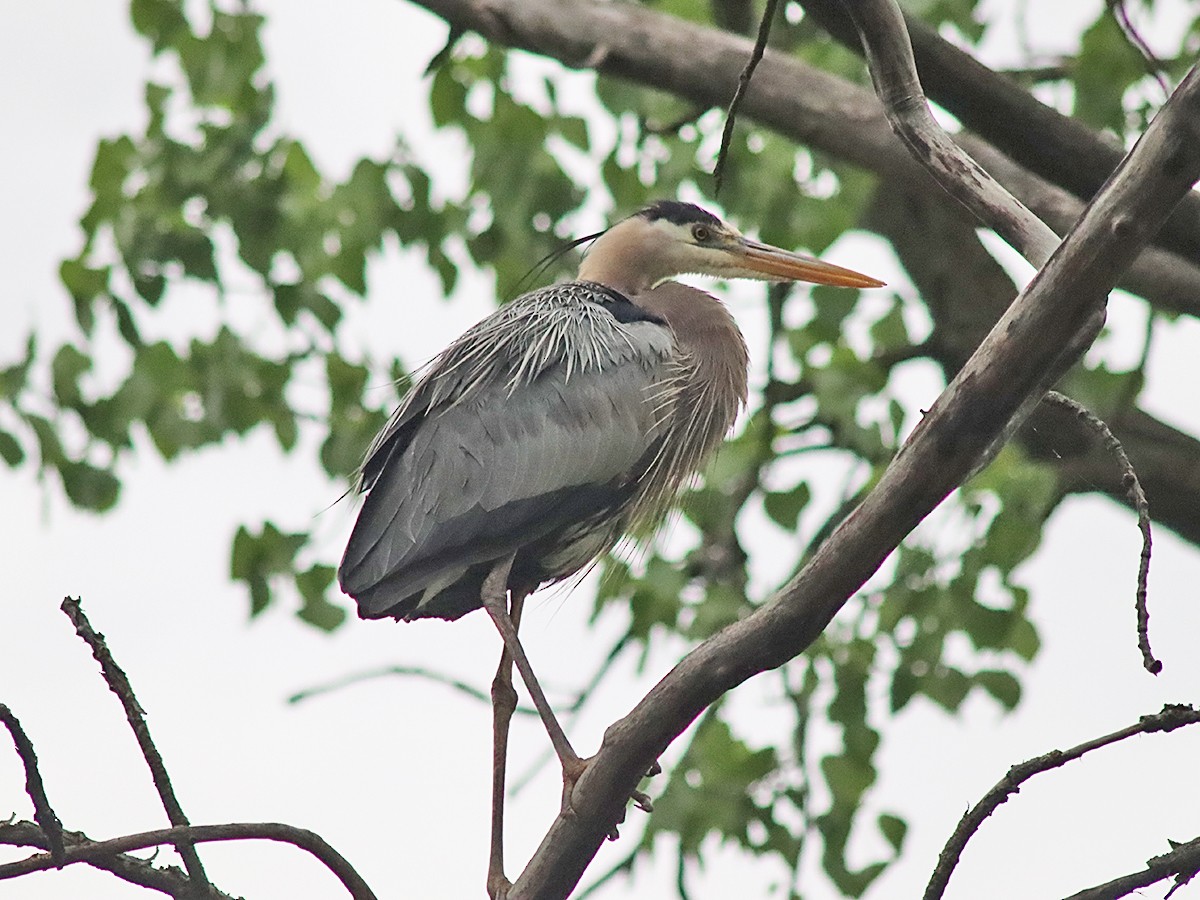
691;224;711;243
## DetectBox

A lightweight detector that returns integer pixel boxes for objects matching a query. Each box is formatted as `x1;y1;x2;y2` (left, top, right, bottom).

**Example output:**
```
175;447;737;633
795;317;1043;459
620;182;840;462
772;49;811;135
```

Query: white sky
3;2;1200;899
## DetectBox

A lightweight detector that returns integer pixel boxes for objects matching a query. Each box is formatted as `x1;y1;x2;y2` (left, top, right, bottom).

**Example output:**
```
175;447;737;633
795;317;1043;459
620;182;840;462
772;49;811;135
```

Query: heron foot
559;753;590;815
560;754;657;843
487;871;511;900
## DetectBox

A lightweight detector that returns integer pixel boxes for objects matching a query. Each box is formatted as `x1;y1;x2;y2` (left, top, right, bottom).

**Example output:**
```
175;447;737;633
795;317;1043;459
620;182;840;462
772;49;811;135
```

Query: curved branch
0;822;378;899
797;0;1200;261
842;0;1059;267
925;705;1200;900
1041;392;1158;674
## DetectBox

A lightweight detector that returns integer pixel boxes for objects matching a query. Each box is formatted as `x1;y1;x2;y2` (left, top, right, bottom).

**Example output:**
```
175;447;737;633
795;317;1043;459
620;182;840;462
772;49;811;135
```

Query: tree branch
0;706;65;866
0;821;238;898
865;164;1200;548
1063;834;1200;900
797;0;1200;261
0;821;378;899
841;0;1059;268
409;0;1200;323
61;596;212;894
925;705;1200;900
1041;391;1158;674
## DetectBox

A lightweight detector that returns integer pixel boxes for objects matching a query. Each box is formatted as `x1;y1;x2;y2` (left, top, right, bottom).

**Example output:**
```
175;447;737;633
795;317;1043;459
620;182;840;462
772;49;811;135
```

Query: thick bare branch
843;0;1059;267
410;0;1200;320
866;173;1200;547
0;822;377;899
926;705;1200;900
797;0;1200;262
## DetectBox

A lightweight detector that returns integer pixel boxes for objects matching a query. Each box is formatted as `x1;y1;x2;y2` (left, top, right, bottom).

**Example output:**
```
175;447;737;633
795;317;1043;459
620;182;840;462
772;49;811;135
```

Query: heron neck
577;220;664;295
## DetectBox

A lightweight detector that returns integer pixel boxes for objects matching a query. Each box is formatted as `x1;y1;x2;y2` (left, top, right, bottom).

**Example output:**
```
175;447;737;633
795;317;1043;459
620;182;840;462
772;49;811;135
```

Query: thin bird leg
480;558;587;799
486;578;526;900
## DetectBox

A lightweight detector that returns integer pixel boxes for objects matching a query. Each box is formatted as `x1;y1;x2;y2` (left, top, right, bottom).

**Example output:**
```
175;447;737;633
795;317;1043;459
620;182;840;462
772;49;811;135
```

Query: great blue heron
338;200;881;897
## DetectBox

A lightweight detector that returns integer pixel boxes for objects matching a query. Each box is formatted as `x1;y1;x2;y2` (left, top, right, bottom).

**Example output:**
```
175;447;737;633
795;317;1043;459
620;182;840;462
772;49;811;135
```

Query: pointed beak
731;238;885;289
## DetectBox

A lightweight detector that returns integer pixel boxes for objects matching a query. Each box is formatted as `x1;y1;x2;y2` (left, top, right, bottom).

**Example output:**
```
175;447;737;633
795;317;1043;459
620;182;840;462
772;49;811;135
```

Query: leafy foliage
6;0;1193;896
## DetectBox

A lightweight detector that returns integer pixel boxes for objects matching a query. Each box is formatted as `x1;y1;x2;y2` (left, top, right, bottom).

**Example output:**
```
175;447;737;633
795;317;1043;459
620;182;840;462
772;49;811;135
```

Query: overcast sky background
3;2;1200;898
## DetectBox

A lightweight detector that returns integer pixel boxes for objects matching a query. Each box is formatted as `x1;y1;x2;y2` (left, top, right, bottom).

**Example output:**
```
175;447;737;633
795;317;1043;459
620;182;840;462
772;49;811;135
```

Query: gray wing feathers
339;290;675;609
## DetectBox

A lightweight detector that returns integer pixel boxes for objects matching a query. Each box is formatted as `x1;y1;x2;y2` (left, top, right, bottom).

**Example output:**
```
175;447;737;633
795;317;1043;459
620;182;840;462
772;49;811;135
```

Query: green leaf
295;564;346;631
59;460;121;511
763;482;811;530
230;522;308;616
975;669;1021;710
878;813;907;853
1076;11;1145;132
59;259;110;334
130;0;189;53
51;345;91;408
0;430;25;466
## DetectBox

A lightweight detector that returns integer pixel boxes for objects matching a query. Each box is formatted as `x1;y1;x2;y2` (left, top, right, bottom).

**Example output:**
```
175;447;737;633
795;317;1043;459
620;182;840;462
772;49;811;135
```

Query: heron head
578;200;884;295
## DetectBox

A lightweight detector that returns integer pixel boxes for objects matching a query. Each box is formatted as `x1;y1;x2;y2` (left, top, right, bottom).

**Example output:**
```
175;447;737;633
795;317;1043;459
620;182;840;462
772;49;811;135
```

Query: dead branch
712;0;780;194
0;705;64;866
1063;834;1200;900
1042;392;1159;674
0;820;238;898
925;705;1200;900
61;596;211;893
0;821;378;899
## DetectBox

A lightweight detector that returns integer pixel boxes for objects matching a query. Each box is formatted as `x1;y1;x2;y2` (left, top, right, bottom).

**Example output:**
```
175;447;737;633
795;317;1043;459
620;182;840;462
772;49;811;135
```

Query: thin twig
712;0;780;195
924;704;1200;900
1041;392;1160;674
0;706;64;866
0;821;378;900
574;847;639;898
1107;0;1171;100
288;664;539;716
60;597;212;894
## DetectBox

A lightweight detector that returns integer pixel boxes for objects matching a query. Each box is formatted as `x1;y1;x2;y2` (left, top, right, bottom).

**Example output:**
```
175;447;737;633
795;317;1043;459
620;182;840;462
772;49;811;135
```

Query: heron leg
480;557;588;807
486;578;526;900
